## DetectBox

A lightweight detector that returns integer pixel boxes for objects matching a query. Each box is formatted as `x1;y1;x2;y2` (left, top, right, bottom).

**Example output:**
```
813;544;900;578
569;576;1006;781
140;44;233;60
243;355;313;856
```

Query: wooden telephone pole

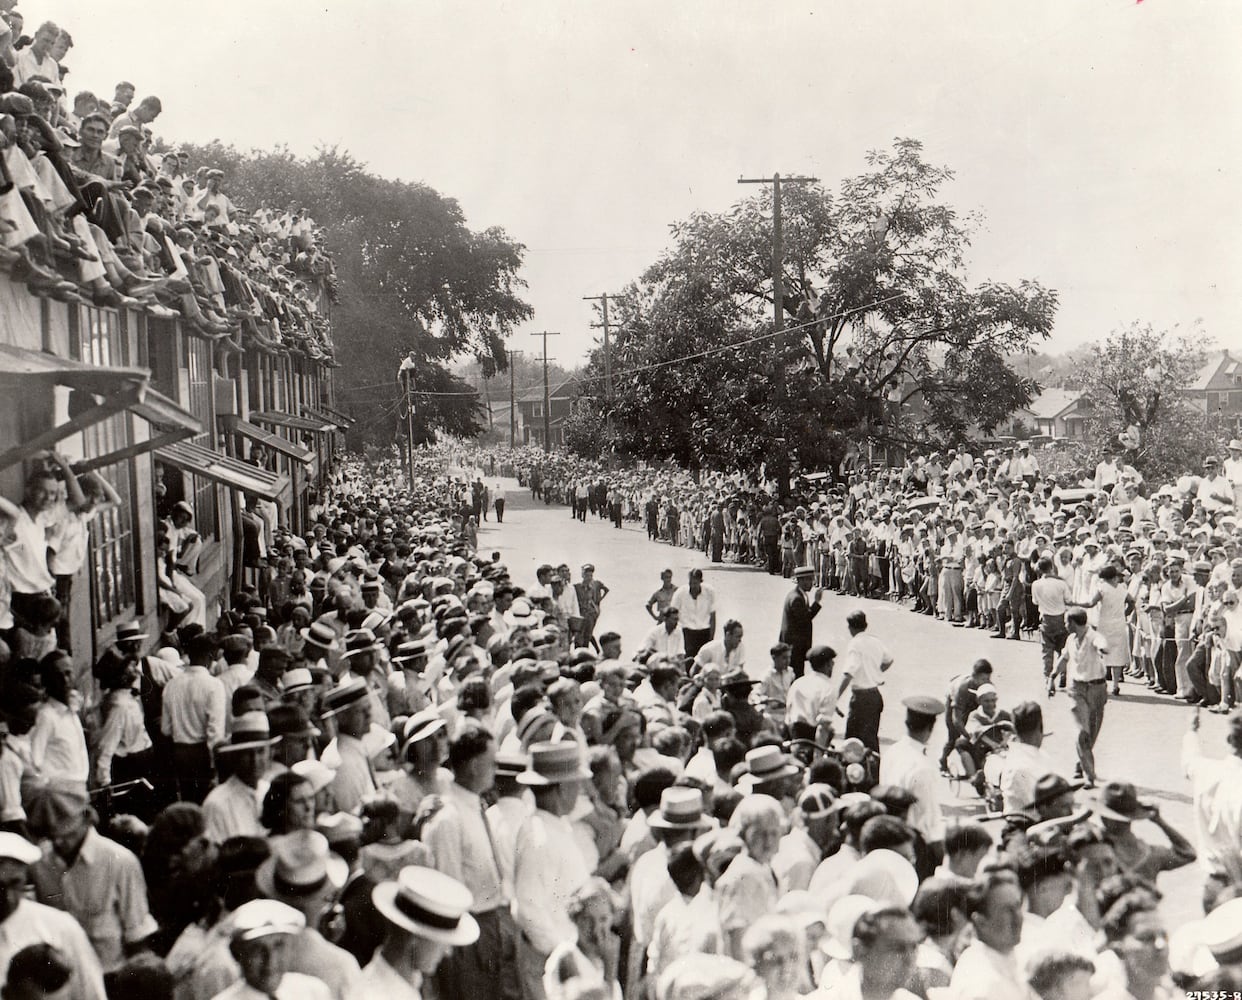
530;332;559;452
737;172;818;497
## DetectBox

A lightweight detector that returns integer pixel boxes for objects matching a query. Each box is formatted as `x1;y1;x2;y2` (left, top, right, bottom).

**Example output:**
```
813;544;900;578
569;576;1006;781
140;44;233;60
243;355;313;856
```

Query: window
532;401;543;418
183;336;219;539
73;307;139;624
84;416;138;624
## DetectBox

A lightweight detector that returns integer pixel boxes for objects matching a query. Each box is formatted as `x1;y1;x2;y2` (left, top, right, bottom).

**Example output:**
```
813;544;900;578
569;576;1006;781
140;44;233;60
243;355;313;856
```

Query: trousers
1040;615;1068;679
435;907;521;1000
846;687;883;753
1070;679;1107;781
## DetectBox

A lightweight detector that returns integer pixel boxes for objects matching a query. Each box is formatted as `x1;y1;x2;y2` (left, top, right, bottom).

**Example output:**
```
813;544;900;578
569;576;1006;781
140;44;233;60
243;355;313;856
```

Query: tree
1075;322;1226;485
584;139;1057;478
173;143;533;445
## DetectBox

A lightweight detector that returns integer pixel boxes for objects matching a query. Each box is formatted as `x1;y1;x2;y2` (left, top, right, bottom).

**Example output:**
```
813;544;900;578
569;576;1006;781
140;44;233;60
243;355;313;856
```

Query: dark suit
779;586;821;678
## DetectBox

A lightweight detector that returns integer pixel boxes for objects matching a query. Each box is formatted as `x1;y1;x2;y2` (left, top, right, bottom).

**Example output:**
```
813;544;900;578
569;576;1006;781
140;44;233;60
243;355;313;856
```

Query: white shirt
994;740;1062;814
694;637;745;671
5;506;54;593
639;624;685;658
0;899;106;1000
29;698;89;784
878;735;945;843
949;940;1025;1000
1064;627;1109;683
211;974;332;1000
786;671;838;727
512;808;590;954
422;781;507;911
1031;575;1070;616
630;844;675;946
1182;730;1242;882
772;827;820;894
669;585;716;630
843;632;891;690
647;890;723;977
161;665;226;746
347;954;421;1000
202;774;267;843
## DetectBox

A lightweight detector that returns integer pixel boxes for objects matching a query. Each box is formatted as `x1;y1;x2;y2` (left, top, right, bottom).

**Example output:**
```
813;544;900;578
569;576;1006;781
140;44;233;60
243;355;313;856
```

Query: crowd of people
0;8;338;363
4;436;1233;999
484;439;1242;722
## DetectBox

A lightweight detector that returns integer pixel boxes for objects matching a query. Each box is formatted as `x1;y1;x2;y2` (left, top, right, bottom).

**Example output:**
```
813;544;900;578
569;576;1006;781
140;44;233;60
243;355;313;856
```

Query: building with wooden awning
0;283;340;675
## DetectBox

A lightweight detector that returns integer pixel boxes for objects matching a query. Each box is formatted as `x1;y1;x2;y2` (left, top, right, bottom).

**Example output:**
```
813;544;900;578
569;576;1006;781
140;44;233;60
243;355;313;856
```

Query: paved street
477;475;1226;926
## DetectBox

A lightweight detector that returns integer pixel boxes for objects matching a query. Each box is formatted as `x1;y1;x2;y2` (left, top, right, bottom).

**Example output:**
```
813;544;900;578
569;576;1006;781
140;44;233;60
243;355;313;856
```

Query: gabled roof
1027;388;1084;420
519;375;581;404
1187;350;1241;392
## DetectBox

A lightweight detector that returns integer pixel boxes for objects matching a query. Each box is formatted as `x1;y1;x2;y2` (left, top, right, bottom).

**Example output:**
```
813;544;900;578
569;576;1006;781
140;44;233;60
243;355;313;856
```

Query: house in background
1182;349;1242;429
518;375;583;448
1024;388;1091;439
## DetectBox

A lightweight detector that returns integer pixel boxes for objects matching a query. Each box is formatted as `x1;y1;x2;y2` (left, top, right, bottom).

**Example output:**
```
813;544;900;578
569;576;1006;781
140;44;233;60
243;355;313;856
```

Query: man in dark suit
780;565;824;678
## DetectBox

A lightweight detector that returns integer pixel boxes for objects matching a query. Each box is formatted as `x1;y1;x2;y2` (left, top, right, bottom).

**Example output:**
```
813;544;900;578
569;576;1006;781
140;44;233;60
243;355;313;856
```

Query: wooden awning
224;416;313;464
319;404;354;427
0;345;198;472
252;410;335;433
155;441;289;502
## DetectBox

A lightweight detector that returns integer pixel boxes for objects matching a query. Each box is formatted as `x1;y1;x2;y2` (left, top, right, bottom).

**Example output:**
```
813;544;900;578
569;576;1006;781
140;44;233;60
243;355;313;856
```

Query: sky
42;0;1242;365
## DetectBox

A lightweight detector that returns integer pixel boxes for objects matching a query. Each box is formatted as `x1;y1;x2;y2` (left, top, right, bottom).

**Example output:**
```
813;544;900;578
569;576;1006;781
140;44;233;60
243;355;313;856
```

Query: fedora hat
719;668;755;691
372;865;479;946
1094;781;1146;824
738;745;801;789
256;830;347;902
281;667;314;693
1026;773;1083;811
516;741;592;786
217;712;279;753
648;787;710;831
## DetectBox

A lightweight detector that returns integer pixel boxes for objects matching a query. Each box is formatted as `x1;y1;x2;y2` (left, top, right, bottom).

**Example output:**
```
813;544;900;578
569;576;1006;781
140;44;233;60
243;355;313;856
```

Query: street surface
478;476;1224;927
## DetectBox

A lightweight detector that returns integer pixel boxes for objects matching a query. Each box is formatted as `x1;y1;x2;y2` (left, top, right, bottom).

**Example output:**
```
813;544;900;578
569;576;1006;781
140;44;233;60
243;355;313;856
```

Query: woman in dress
1072;564;1131;696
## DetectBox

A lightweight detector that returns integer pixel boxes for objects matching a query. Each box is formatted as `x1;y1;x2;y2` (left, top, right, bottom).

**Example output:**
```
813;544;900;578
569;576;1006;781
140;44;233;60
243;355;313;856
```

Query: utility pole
583;293;628;404
737;172;818;498
508;350;518;448
530;332;559;452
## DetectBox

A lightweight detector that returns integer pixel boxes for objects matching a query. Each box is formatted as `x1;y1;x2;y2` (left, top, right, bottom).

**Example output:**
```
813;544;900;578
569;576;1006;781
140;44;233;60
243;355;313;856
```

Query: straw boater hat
115;621;148;644
372;866;480;946
648;787;710;831
516;741;592;786
321;678;369;717
256;830;348;902
216;712;280;754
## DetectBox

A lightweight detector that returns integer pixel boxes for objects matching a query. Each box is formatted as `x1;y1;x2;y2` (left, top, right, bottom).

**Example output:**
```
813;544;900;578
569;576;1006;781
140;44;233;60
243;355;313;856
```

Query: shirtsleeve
117;850;160;944
204;679;226;747
717;863;772;932
422;804;465;883
94;707;125;785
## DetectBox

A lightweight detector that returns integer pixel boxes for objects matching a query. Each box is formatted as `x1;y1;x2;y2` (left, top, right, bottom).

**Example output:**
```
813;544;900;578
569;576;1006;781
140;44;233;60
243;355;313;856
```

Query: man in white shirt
160;633;226;804
421;723;519;1000
670;569;717;659
14;22;60;87
990;702;1062;815
1030;557;1071;695
1182;708;1242;909
879;697;947;871
1053;609;1109;788
355;865;480;1000
202;712;276;843
1198;455;1235;513
511;743;591;1000
695;619;745;673
837;610;893;753
785;644;838;745
639;607;686;659
1225;439;1242;510
950;872;1027;1000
